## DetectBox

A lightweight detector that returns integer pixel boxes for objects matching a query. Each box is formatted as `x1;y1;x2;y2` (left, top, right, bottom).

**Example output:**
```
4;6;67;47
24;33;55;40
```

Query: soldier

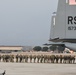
59;55;63;63
12;55;14;62
8;55;10;62
37;55;40;63
49;55;52;63
2;55;5;62
44;55;47;63
4;55;6;62
16;54;19;62
63;55;67;64
67;55;71;64
33;55;36;63
5;55;9;62
26;55;29;63
51;55;55;63
10;55;12;62
55;55;59;63
10;55;14;62
19;55;23;63
24;55;26;62
69;55;72;64
21;55;24;62
47;55;50;63
29;55;32;63
40;55;44;63
24;55;28;63
0;55;2;62
22;55;25;62
72;56;75;64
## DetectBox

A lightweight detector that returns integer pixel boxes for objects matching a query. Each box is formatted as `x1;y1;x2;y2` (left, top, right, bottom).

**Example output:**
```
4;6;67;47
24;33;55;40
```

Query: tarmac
0;63;76;75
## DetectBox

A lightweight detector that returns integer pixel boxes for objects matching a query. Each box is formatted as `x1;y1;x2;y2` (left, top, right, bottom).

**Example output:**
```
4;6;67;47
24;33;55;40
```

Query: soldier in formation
37;55;40;63
59;55;63;63
55;55;59;63
25;55;28;63
0;54;75;64
40;55;44;63
44;55;47;63
16;54;19;62
29;55;33;63
33;55;36;63
10;55;14;62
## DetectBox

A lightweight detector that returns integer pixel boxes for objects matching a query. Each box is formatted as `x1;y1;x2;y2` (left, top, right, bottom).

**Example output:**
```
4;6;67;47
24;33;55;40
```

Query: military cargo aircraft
45;0;76;51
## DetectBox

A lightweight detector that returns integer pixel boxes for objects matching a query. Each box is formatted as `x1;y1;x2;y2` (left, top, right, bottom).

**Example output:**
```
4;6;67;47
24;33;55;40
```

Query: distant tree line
33;46;47;51
33;45;65;52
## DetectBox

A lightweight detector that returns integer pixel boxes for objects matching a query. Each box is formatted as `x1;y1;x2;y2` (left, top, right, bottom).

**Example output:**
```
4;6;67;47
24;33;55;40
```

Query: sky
0;0;58;46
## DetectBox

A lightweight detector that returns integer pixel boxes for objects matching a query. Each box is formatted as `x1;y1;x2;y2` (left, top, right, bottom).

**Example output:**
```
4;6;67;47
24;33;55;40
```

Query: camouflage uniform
5;55;10;62
10;55;12;62
44;55;47;63
24;55;26;62
29;55;32;63
19;55;23;63
23;55;25;63
72;56;75;64
16;54;19;62
33;55;36;63
67;55;71;64
0;55;1;62
25;55;28;63
69;55;72;64
10;55;14;62
40;55;44;63
59;55;63;63
63;56;67;64
47;55;50;63
37;55;40;63
55;55;59;63
51;55;55;63
2;55;5;62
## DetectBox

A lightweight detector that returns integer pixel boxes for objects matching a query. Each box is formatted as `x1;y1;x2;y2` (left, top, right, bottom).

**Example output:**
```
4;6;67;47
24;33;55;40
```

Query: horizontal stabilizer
44;43;65;46
49;38;76;43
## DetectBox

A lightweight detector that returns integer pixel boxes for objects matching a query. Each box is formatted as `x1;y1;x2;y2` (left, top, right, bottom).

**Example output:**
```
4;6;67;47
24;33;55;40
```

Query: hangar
0;46;23;53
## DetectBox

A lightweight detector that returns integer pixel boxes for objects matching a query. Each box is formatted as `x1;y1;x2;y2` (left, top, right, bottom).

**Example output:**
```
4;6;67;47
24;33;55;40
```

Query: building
0;46;23;53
